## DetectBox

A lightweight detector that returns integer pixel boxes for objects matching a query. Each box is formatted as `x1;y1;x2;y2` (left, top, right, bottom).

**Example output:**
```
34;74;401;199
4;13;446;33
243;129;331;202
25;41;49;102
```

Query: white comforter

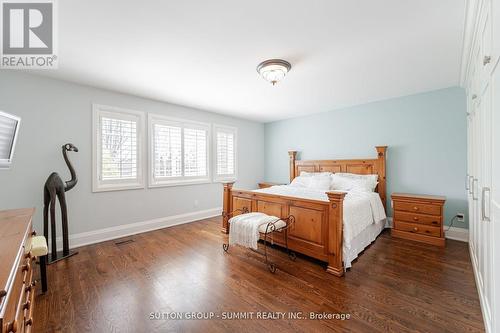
253;185;386;248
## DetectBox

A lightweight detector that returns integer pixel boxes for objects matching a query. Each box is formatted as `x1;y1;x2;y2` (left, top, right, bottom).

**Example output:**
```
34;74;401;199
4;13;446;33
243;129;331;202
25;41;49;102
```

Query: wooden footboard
222;183;346;276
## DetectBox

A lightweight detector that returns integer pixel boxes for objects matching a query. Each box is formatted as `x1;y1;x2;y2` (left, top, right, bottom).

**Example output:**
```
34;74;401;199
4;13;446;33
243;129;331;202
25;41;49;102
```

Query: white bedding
253;185;386;267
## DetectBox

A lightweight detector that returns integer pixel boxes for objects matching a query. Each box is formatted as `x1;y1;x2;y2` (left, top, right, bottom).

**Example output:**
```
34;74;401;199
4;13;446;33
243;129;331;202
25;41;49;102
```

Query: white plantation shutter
184;127;207;177
153;124;182;178
149;115;210;186
100;117;138;180
0;113;19;161
214;125;237;181
93;105;145;192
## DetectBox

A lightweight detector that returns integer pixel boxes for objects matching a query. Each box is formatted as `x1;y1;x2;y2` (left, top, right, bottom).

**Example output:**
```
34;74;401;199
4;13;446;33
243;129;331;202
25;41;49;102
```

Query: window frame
213;124;238;182
92;104;145;192
148;113;211;188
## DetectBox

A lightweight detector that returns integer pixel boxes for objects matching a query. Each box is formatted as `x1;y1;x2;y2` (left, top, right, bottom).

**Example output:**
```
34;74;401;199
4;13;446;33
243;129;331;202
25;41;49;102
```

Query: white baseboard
52;207;222;251
444;226;469;242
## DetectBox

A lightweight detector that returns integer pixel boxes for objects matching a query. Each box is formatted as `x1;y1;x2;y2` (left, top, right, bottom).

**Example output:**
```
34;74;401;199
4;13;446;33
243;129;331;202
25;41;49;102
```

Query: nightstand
391;193;446;247
258;182;285;189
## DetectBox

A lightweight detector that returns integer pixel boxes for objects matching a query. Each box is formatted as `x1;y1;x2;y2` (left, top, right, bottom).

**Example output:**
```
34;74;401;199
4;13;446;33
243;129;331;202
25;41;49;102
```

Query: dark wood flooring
33;217;484;333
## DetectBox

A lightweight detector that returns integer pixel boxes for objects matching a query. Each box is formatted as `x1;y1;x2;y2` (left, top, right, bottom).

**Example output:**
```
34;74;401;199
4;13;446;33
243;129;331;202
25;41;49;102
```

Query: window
149;114;210;187
93;104;145;192
213;124;237;181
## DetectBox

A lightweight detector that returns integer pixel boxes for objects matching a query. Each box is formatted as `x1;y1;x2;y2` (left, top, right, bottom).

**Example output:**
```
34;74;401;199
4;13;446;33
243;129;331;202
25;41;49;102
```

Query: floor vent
115;239;135;246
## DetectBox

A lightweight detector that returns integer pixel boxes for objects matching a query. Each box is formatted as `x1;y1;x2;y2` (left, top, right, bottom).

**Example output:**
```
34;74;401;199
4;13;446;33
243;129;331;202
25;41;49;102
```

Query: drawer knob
6;320;17;333
412;227;419;232
413;217;419;221
413;206;419;211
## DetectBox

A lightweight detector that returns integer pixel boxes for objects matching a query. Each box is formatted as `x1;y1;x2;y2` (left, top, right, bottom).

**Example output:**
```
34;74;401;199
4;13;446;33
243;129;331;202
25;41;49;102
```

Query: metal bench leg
264;228;276;273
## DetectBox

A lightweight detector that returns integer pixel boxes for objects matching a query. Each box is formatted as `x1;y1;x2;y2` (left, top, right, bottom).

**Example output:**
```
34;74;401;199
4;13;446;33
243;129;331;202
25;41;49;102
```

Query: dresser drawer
22;275;35;333
393;201;441;216
2;256;30;333
394;210;441;226
394;221;441;237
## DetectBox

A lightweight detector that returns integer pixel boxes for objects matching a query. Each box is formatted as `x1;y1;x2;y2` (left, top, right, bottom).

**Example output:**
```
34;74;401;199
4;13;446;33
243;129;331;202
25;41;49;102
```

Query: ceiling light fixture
256;59;291;86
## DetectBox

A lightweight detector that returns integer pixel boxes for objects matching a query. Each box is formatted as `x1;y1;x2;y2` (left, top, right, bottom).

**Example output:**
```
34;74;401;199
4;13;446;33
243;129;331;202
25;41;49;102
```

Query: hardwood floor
33;217;484;333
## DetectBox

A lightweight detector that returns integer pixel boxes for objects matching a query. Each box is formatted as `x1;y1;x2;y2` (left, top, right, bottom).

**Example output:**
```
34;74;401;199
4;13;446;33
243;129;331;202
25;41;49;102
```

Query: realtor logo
1;0;57;68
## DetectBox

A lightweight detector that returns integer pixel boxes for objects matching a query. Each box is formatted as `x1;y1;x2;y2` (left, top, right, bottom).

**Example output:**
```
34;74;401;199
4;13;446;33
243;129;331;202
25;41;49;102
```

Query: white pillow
330;174;355;191
291;173;331;190
308;176;332;191
290;175;311;188
334;173;378;192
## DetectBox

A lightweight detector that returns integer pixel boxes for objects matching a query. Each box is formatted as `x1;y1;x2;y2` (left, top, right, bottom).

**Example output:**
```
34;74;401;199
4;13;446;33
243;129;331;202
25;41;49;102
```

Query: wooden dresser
391;193;446;247
0;209;36;333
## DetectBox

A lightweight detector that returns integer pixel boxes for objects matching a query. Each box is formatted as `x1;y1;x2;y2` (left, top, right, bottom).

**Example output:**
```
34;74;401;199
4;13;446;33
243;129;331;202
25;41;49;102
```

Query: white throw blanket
229;212;280;250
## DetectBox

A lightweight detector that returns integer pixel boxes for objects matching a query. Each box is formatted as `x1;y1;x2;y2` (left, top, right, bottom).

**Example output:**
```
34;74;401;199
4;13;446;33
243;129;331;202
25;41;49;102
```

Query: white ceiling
37;0;465;122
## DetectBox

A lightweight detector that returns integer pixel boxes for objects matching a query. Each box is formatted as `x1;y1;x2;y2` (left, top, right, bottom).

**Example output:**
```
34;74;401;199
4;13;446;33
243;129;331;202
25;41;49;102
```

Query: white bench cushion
31;235;48;256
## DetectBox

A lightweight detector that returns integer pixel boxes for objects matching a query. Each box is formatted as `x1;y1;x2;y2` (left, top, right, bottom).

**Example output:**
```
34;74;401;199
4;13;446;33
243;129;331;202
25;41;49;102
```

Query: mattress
253;185;387;269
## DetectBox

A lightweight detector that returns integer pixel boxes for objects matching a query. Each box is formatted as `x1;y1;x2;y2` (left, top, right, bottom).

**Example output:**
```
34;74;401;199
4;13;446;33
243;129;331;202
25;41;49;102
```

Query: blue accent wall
264;87;468;228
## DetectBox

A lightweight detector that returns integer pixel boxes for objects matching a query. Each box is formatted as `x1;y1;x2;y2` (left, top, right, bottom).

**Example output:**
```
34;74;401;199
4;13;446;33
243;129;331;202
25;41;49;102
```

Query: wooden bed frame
222;146;387;276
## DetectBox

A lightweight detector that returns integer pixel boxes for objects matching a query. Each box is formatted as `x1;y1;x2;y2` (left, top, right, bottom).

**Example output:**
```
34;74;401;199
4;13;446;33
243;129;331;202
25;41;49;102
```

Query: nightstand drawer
393;201;441;216
394;221;441;237
394;210;441;226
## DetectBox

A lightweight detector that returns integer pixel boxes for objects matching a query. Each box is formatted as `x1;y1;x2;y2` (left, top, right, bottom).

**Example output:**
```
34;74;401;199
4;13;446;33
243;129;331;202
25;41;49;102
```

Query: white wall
0;72;265;237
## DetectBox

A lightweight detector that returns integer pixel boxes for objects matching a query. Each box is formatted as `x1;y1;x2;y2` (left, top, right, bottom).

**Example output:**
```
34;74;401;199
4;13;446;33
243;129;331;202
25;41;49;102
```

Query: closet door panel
491;59;500;333
480;80;493;325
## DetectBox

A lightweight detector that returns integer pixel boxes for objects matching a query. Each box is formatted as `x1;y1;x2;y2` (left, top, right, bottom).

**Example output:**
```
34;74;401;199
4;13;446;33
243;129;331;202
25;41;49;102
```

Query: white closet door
490;55;500;333
480;79;493;327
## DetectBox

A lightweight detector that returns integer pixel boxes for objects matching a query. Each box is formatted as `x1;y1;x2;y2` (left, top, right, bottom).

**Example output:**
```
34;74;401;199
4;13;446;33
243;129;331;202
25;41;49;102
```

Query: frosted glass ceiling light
256;59;291;85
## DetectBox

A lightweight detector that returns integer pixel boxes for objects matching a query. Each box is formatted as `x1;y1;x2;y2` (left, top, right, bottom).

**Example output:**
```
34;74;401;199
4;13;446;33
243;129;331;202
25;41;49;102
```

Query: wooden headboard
288;146;388;210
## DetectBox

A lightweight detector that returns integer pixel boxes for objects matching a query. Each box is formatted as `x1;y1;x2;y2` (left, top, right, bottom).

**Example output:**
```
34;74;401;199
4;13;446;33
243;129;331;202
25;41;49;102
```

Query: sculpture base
47;249;78;265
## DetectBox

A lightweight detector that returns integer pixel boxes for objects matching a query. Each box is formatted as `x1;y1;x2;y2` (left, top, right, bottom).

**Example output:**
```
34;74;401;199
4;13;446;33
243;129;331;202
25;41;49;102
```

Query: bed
221;146;388;276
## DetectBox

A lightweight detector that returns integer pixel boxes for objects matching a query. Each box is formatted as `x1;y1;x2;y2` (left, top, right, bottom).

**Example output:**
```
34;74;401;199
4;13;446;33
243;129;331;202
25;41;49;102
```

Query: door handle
472;179;478;200
468;176;474;195
482;187;491;222
466;174;471;191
